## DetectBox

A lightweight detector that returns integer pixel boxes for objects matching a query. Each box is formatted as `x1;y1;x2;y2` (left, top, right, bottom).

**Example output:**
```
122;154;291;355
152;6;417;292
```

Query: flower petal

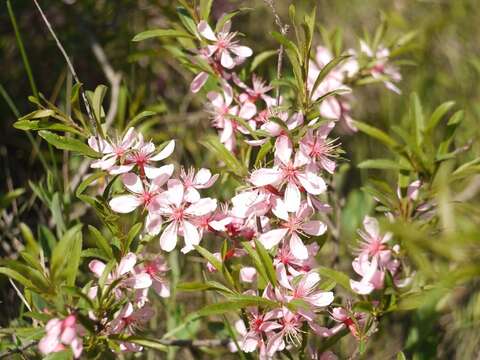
197;21;217;41
122;173;143;194
258;228;288;249
160;222;178;252
290;233;308;260
190;72;209;93
109;194;142;213
250;168;283;187
150;140;175;161
301;220;327;236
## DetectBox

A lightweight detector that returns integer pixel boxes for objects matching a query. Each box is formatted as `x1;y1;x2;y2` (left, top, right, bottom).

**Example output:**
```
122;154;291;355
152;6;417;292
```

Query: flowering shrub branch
1;1;479;359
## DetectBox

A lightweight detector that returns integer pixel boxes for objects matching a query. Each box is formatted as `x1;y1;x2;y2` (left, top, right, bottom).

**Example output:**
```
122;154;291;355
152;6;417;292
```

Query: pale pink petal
297;172;327;195
266;331;285;357
238;101;257;119
185;197;217;216
363;216;379;238
60;326;76;344
301;220;327;236
276;263;293;290
146;212;163;235
70;337;83;358
109;194;142;213
230;45;253;58
350;279;374;295
89;260;106;278
160;221;178;252
125;273;152;289
197;21;217;41
149;164;174;187
191;72;209;93
284;182;301;213
118;253;137;276
122;173;143;194
290;233;308;260
221;51;235;69
184;187;201;203
271;198;289;221
258;228;288;249
166;179;184;207
181;220;200;253
275;135;292;165
108;163;135;175
241;333;259;353
308;291;334;307
250;168;283;186
240;267;257;283
150;140;175;161
38;333;61;354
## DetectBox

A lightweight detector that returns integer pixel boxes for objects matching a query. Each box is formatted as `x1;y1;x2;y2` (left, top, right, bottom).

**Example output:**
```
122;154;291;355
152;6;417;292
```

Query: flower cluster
89;128;219;253
33;12;411;360
349;216;410;295
88;253;169;351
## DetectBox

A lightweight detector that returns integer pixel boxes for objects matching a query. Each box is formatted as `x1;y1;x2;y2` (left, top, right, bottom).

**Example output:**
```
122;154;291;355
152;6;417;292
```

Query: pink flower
259;200;326;260
157;179;217;253
250;137;327;213
349;255;384;295
109;170;173;235
88;253;152;295
89;127;137;171
233;74;276;108
207;83;256;151
117;137;175;178
135;256;170;298
38;315;83;358
235;308;281;355
360;41;402;94
299;122;338;174
356;216;392;260
109;302;154;335
276;264;334;312
327;307;367;339
197;20;252;69
274;242;319;276
266;308;304;356
180;167;219;203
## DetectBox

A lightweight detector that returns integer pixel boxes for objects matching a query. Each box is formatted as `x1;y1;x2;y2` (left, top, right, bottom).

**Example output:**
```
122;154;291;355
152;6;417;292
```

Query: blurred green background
1;0;479;358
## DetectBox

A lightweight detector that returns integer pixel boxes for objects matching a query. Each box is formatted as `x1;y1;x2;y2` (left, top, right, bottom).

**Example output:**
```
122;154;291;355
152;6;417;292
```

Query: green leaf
14;119;83;136
358;159;412;171
194;245;222;271
241;241;269;284
311;56;351;98
19;222;40;256
352;120;399;149
254;239;277;286
255;140;273;167
0;267;36;290
186;296;278;322
201;135;247;177
112;336;168;352
65;231;82;286
76;171;106;198
317;266;352;293
125;223;143;252
436;110;464;158
50;224;83;281
88;225;114;259
409;93;424;147
39;131;100;158
250;50;278;71
132;29;194;42
127;110;156;128
425;101;455;133
177;281;234;294
81;248;110;262
177;7;197;35
199;0;214;20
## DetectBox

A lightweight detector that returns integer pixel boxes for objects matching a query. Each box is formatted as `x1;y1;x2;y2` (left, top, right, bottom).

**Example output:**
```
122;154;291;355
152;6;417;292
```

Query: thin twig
264;0;289;106
0;341;37;359
32;0;98;137
157;338;231;347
